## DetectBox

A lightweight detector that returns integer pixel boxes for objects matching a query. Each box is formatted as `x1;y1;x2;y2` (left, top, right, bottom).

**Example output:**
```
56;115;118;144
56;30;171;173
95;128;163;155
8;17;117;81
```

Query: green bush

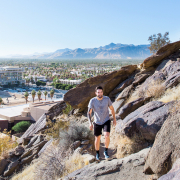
63;104;72;114
12;121;31;133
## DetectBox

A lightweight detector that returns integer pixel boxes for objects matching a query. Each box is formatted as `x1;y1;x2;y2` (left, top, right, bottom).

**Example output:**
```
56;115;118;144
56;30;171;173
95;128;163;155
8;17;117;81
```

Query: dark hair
95;86;103;91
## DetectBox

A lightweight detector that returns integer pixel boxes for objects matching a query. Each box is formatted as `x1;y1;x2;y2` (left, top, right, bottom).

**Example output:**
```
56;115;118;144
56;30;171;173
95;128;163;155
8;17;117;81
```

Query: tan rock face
64;65;137;111
141;40;180;69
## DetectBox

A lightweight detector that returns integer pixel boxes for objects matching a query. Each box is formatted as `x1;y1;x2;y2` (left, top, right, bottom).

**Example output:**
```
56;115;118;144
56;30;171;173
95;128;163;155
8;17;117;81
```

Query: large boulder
140;40;180;69
116;84;134;101
139;60;180;95
63;147;152;180
112;99;125;114
116;101;175;141
64;65;137;111
118;97;151;120
109;77;134;97
144;107;180;176
158;159;180;180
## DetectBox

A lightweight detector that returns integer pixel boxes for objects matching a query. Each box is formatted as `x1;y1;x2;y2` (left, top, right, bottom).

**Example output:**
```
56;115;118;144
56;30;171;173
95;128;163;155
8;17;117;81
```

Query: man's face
95;89;103;98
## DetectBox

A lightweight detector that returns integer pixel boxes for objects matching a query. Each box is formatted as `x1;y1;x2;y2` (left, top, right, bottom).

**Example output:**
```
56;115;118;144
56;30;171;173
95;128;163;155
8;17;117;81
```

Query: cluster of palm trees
24;89;55;104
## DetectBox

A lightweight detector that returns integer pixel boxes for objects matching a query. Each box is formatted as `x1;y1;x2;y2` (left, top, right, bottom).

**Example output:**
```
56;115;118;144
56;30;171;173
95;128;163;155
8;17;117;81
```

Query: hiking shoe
96;153;100;161
104;151;110;160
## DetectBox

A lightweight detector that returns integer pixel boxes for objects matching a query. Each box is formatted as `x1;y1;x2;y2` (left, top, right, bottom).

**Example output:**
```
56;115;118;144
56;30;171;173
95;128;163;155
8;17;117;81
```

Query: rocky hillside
63;40;180;179
2;40;180;180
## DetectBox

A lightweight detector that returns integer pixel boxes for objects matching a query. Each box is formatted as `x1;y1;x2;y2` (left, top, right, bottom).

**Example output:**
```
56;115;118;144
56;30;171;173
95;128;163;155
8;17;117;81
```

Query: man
87;86;116;161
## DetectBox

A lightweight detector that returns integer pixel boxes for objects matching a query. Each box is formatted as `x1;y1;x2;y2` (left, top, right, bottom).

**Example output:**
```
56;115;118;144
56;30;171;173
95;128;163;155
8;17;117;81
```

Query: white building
27;75;47;82
0;66;25;86
58;79;82;85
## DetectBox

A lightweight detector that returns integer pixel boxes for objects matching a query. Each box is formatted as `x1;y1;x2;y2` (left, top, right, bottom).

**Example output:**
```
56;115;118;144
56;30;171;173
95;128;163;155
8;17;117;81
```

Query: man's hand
113;119;116;127
89;123;93;131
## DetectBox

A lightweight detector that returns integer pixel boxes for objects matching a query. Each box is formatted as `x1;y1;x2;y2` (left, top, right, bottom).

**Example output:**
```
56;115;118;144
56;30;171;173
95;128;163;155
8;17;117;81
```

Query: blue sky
0;0;180;56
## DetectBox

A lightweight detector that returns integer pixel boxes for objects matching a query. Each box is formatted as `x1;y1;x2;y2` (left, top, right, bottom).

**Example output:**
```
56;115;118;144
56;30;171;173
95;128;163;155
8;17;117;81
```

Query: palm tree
0;97;2;106
44;91;48;101
50;89;55;100
24;92;29;104
37;90;42;102
31;89;36;103
26;78;30;86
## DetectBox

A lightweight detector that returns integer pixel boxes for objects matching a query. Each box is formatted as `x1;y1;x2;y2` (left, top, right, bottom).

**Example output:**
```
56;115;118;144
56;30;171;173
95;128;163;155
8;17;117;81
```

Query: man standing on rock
87;86;116;161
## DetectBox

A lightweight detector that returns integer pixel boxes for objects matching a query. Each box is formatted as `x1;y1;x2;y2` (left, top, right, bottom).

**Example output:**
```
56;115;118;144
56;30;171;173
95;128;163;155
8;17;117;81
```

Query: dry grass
0;129;18;159
127;80;165;104
11;161;39;180
113;133;148;159
44;118;70;141
158;84;180;103
62;153;89;177
145;80;165;99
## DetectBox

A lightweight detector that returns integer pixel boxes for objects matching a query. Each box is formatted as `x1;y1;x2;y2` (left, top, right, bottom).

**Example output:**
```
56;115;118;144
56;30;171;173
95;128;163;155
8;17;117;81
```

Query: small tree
12;121;31;133
0;97;2;106
24;92;29;104
44;91;48;101
50;89;55;100
31;89;36;103
148;32;170;54
37;90;42;102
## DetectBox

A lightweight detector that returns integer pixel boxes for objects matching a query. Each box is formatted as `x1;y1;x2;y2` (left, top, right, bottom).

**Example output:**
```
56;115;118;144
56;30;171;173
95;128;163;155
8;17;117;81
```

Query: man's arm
109;105;116;126
87;107;93;130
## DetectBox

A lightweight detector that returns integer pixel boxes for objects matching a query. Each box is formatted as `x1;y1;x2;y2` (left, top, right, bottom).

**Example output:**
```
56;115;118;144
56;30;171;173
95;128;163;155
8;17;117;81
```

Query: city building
0;100;62;132
58;79;82;85
0;66;25;87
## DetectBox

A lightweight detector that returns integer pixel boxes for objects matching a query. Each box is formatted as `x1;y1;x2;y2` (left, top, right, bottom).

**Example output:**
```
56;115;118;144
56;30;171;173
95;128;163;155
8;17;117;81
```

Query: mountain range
4;43;151;59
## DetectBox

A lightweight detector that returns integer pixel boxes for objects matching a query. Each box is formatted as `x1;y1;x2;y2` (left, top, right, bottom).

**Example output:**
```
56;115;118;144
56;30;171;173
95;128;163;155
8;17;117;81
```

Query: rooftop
0;104;29;118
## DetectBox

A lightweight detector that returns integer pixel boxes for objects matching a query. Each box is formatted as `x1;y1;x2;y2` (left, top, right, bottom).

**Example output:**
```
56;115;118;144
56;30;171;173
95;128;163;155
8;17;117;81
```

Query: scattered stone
81;140;90;145
14;146;25;156
3;160;19;177
158;158;180;180
74;147;83;154
82;154;95;164
0;158;8;175
70;141;81;150
26;135;39;148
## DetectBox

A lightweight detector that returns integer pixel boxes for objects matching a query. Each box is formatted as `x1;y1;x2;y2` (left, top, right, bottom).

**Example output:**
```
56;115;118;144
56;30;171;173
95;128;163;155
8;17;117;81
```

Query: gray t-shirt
88;96;112;125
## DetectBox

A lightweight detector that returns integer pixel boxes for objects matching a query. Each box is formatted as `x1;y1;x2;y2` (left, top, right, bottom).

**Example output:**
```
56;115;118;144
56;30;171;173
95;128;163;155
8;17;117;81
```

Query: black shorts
93;120;111;136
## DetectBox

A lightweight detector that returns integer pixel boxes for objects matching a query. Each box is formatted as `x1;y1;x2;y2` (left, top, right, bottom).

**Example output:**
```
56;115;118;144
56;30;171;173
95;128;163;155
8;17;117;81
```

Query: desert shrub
0;129;18;158
59;123;94;149
12;121;31;133
145;80;165;98
34;143;65;180
158;84;180;103
44;118;70;140
113;132;148;159
62;104;72;114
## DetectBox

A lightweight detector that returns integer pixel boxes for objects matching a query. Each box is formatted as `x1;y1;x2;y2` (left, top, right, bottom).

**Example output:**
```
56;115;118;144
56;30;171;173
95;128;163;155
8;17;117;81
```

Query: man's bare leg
95;135;101;150
104;132;110;159
95;135;101;161
104;132;110;148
